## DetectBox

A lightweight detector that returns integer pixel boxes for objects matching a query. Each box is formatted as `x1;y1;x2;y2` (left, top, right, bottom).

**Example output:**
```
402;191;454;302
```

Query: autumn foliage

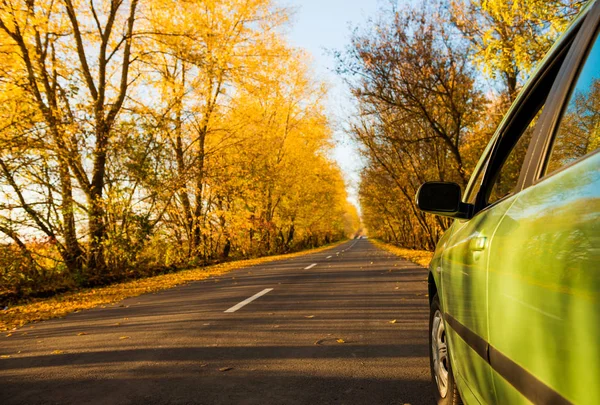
337;0;584;251
0;0;359;302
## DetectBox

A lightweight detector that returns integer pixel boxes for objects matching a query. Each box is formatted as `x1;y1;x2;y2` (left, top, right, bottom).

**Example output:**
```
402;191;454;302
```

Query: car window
545;31;600;176
487;108;544;205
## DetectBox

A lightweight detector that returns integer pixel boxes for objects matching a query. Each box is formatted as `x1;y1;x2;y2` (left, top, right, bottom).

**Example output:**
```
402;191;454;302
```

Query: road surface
0;239;434;405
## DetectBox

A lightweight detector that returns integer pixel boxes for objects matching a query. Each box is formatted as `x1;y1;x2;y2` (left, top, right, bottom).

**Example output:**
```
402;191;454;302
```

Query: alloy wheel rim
432;310;449;398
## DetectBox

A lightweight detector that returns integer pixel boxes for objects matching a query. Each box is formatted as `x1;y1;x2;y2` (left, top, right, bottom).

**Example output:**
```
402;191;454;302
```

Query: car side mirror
416;182;472;219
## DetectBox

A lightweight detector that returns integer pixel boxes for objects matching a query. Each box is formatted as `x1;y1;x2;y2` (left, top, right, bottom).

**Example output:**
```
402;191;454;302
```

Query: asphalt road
0;239;435;405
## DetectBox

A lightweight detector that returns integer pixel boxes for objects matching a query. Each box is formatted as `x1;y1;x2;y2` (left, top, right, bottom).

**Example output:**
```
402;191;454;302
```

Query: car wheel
430;293;462;405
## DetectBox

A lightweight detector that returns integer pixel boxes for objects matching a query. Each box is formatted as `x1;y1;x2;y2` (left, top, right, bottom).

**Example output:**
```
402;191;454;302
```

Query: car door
440;16;584;403
439;152;498;405
487;3;600;404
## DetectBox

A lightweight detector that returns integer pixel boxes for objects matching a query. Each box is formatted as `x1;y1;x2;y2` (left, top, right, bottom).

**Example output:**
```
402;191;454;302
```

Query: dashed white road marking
326;255;332;259
304;263;317;270
224;288;274;313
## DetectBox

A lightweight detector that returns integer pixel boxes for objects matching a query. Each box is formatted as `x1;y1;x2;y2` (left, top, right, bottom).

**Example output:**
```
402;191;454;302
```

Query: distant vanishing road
0;239;435;405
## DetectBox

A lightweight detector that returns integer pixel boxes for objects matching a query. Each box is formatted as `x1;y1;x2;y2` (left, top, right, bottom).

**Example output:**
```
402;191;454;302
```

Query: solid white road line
224;288;274;313
304;263;317;270
326;255;332;259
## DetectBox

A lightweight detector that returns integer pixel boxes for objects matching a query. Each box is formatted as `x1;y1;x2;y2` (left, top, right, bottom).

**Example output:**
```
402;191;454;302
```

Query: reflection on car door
441;202;504;404
487;13;600;404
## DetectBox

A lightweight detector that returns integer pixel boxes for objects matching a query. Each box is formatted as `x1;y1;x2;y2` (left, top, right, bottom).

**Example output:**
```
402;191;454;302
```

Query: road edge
1;240;349;332
369;239;433;269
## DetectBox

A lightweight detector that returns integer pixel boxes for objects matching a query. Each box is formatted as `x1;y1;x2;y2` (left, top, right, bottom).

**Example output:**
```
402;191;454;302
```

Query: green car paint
426;2;599;404
487;153;599;404
431;134;599;405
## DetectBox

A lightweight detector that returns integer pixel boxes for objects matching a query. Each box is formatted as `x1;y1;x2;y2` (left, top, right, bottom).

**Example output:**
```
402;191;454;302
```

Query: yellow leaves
51;350;64;355
76;332;88;336
336;339;346;344
388;319;397;324
304;315;314;319
119;336;130;340
219;367;233;372
452;0;584;84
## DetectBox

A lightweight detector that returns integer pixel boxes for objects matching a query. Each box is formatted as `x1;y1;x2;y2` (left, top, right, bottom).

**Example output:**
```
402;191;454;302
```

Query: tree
337;3;483;248
451;0;585;98
0;0;358;299
0;0;140;278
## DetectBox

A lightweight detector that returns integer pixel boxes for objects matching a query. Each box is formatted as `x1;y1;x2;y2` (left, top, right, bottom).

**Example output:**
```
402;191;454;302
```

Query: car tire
429;293;462;405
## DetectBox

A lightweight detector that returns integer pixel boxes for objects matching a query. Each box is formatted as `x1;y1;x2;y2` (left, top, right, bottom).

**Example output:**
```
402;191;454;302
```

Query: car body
416;1;600;404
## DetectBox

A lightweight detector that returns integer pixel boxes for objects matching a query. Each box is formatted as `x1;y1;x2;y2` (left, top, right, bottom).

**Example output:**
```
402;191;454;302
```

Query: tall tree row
0;0;359;299
339;0;583;250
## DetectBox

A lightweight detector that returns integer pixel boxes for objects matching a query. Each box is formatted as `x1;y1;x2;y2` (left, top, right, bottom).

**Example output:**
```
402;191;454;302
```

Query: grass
0;241;346;332
370;239;434;268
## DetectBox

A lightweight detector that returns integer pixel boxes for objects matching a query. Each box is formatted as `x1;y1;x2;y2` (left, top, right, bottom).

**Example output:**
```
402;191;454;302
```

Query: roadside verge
370;239;433;268
1;240;346;332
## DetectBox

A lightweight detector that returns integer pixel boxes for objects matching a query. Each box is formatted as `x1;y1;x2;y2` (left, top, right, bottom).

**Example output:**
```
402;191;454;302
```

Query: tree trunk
87;122;109;276
57;155;83;274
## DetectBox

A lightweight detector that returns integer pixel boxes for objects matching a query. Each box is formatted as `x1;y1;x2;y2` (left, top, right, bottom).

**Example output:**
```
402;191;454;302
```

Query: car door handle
469;236;488;251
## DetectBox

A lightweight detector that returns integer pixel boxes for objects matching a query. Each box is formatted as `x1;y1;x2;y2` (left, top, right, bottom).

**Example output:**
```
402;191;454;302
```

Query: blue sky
283;0;383;211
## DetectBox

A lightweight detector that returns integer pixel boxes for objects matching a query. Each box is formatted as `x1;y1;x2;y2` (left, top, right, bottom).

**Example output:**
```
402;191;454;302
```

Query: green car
416;2;600;404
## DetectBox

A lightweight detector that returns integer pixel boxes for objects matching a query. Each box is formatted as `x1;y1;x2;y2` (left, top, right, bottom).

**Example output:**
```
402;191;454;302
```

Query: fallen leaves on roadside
389;319;397;324
76;332;88;336
304;315;315;319
336;339;346;344
371;240;433;268
51;350;64;355
6;333;12;337
1;354;10;358
0;242;347;332
119;336;130;340
219;367;233;372
113;322;121;326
